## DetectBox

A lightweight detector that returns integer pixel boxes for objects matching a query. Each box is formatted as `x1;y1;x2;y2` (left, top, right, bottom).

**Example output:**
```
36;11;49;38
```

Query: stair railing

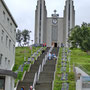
33;72;38;89
33;64;42;89
33;47;53;89
41;59;45;72
37;65;42;80
41;47;54;73
22;71;26;81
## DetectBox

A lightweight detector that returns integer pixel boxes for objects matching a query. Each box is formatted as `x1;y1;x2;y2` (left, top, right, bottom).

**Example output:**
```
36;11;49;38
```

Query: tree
69;25;81;48
69;22;90;52
16;29;22;46
22;29;30;46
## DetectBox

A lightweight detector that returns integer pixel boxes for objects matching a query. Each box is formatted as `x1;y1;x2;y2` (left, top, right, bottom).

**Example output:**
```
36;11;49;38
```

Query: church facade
34;0;75;47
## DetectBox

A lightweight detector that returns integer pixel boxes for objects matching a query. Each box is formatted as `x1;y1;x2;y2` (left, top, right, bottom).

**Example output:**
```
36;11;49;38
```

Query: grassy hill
13;47;40;71
13;46;41;85
54;48;75;90
71;48;90;75
54;48;90;90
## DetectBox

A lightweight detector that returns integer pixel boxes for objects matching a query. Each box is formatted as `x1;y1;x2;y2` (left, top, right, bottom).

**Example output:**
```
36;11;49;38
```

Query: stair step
46;60;57;65
23;72;35;81
40;72;54;76
17;47;58;90
43;65;56;71
39;76;54;82
35;82;52;90
17;81;33;90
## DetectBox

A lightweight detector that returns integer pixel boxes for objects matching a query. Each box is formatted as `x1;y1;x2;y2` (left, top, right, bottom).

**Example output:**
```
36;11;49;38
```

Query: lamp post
31;40;33;55
29;31;32;46
31;40;33;45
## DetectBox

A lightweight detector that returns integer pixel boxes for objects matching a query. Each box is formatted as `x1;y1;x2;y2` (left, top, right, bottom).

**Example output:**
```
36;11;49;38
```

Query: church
34;0;75;47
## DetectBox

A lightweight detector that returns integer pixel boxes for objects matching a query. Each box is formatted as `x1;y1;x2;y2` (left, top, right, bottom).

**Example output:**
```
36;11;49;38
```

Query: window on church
9;39;11;50
5;57;7;68
7;18;9;22
0;54;3;65
14;29;16;37
1;30;4;43
40;3;42;20
3;11;5;18
10;23;12;33
6;35;8;47
8;60;10;65
13;45;15;54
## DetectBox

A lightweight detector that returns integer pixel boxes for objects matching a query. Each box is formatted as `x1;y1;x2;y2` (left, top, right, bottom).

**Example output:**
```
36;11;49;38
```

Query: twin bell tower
34;0;75;47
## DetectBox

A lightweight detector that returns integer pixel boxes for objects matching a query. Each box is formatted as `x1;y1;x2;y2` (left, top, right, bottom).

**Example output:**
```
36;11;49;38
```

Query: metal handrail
33;72;37;89
22;71;26;81
37;65;41;80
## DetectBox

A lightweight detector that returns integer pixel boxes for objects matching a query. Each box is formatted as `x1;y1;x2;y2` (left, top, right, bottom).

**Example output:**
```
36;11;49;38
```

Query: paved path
75;67;89;90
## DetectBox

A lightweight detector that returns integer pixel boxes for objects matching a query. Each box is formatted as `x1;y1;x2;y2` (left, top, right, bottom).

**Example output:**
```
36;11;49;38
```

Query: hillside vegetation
71;48;90;75
13;46;41;85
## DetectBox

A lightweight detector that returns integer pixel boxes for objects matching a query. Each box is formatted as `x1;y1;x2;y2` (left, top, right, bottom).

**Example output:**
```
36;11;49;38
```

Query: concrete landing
75;67;89;90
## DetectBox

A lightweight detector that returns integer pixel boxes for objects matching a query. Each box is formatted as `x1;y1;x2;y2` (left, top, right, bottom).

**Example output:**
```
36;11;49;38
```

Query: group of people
43;43;46;47
48;52;57;60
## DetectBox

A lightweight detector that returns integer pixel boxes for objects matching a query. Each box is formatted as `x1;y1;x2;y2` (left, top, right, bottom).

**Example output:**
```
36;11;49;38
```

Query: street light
31;40;33;45
30;40;33;55
29;31;32;46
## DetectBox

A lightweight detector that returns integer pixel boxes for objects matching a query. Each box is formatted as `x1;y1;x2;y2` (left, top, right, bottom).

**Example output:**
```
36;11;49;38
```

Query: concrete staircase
16;47;50;90
35;47;59;90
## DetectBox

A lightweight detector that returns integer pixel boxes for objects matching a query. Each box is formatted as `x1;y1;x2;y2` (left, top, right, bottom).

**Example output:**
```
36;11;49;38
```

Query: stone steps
17;81;33;90
23;72;35;82
46;60;56;65
35;47;59;90
43;65;56;71
35;82;52;90
16;47;50;90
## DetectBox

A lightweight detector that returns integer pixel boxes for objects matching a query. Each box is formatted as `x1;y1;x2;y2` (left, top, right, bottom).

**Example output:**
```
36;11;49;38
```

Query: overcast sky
4;0;90;42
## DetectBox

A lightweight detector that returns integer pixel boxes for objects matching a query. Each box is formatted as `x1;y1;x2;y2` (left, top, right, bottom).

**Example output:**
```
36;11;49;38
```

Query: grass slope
54;48;75;90
71;48;90;75
13;46;41;85
13;47;40;71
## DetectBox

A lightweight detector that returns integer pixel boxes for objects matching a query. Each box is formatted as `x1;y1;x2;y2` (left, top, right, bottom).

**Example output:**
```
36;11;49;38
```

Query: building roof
0;69;17;78
1;0;18;27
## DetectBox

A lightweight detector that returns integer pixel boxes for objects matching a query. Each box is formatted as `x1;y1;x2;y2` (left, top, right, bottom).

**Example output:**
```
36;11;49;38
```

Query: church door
55;43;57;47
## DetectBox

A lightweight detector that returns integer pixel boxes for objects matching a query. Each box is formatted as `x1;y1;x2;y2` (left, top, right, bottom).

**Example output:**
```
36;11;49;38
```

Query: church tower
34;0;47;44
34;0;75;47
63;0;75;47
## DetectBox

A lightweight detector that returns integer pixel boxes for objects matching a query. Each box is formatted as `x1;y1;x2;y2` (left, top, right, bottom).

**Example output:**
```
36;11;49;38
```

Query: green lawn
70;48;90;75
13;46;41;71
13;46;41;85
54;48;76;90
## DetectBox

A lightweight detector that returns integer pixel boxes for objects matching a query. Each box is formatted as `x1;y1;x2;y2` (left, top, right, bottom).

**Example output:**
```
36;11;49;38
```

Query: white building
0;0;17;90
34;0;75;47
